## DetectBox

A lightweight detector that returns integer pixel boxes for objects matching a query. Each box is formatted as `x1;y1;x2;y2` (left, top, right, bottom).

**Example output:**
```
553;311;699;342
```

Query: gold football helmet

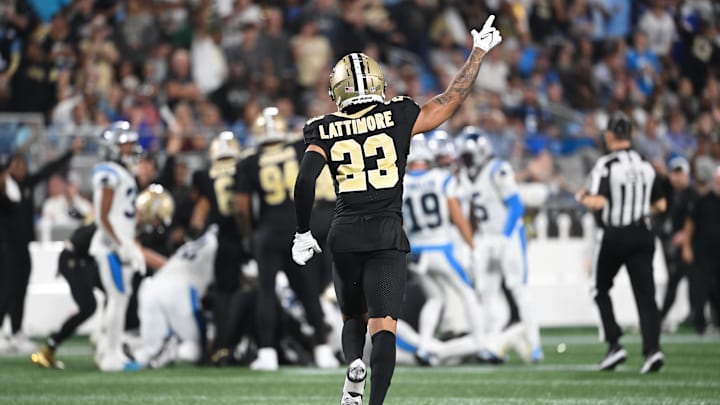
136;184;175;227
209;131;241;161
251;107;288;144
329;53;386;110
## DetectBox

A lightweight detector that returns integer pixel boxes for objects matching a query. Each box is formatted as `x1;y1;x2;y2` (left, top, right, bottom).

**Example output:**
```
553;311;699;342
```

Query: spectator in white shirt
638;0;677;58
41;173;93;230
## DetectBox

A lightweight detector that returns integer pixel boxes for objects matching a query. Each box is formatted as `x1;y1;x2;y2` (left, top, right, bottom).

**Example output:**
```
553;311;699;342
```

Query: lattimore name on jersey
318;110;396;139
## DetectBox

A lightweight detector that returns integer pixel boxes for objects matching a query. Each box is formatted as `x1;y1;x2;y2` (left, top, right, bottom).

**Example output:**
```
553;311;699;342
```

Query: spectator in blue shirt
601;0;631;39
626;31;662;97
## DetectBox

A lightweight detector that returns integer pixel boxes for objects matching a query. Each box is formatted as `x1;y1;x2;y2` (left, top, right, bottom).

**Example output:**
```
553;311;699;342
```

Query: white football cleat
250;347;279;371
315;344;340;369
341;392;363;405
98;351;128;372
341;358;367;405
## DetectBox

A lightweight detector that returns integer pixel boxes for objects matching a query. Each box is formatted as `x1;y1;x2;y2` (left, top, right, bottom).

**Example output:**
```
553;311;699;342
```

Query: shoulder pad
390;96;412;103
305;114;325;126
239;147;256;159
303;116;325;146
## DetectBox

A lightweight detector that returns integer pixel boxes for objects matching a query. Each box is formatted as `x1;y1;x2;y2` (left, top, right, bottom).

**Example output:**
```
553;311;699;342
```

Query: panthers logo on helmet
328;53;387;110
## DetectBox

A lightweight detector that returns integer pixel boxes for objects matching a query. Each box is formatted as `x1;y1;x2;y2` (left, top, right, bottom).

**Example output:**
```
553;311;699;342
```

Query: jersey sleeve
444;173;463;199
390;96;421;127
92;163;121;190
491;161;519;200
302;116;331;157
650;172;665;203
588;159;610;198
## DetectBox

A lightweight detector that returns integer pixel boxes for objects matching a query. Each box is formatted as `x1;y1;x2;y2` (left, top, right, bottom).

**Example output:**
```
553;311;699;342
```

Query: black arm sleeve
650;174;665;203
25;150;73;187
294;150;327;233
155;155;176;189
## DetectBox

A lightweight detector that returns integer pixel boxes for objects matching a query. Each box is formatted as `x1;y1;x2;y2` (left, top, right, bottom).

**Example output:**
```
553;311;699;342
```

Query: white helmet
457;126;493;170
425;130;456;167
99;121;140;167
407;134;434;164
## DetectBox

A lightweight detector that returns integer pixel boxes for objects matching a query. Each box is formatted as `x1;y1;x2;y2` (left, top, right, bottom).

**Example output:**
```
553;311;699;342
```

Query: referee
577;112;667;374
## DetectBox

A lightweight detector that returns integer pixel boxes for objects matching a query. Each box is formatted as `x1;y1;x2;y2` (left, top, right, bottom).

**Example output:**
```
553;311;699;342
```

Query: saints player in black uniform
31;224;100;369
292;15;502;405
191;132;245;359
236;107;338;371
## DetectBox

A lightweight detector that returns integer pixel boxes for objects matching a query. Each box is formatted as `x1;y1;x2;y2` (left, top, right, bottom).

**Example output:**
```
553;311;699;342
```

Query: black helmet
606;111;632;140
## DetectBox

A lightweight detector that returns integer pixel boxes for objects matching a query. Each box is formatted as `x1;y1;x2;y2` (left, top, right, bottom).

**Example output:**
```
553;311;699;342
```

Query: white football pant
473;232;541;350
93;249;138;364
135;276;204;366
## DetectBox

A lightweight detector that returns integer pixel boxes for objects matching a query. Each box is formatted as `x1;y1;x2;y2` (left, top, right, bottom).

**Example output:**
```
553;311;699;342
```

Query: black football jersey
235;140;305;231
193;160;242;240
68;223;97;258
303;97;421;219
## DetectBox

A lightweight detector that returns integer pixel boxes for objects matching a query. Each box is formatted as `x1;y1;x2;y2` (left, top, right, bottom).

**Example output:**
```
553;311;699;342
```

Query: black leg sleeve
369;330;397;405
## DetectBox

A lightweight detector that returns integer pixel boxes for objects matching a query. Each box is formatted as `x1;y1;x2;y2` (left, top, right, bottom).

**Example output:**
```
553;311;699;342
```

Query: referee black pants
593;224;660;356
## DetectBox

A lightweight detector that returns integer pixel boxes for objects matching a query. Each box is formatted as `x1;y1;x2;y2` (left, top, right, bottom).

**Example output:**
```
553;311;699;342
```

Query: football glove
292;231;322;266
115;242;146;274
471;14;502;52
115;242;135;265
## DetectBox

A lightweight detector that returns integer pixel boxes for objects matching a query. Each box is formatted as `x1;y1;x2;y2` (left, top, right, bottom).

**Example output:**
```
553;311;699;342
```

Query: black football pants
0;241;31;334
689;252;720;334
593;225;661;356
253;226;326;348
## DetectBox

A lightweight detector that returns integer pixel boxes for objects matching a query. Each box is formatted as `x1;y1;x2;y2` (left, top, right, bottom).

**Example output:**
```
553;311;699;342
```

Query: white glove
292;231;322;266
115;242;146;274
115;242;135;265
471;14;502;52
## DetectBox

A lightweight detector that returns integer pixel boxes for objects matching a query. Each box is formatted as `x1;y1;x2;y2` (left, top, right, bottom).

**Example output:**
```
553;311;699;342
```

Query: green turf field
1;329;719;404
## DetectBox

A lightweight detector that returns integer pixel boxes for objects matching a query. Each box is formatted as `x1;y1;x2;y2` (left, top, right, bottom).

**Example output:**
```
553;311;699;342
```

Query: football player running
402;135;487;364
191;131;246;363
453;132;543;363
236;107;338;371
31;224;99;369
292;15;502;405
90;121;146;371
127;187;219;370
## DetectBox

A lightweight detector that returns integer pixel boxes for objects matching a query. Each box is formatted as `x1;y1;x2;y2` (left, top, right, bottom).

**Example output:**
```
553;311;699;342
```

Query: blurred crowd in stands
0;0;716;192
0;0;718;354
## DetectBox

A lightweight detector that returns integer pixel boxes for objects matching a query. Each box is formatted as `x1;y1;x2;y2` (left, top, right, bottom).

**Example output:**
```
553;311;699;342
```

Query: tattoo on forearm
433;49;484;107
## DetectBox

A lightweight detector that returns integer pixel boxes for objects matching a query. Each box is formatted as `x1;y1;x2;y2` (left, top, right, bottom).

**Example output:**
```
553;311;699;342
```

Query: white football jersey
91;161;138;246
403;168;456;246
155;228;219;293
461;158;519;236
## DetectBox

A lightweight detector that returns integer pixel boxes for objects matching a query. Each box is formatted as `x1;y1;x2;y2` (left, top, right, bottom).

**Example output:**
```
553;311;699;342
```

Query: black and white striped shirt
587;149;664;228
